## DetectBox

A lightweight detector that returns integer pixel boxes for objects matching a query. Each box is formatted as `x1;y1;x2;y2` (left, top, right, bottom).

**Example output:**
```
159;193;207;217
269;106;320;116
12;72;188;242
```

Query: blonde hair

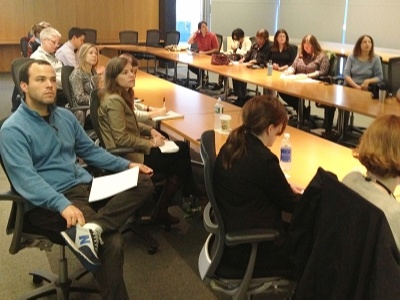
354;115;400;178
77;43;98;74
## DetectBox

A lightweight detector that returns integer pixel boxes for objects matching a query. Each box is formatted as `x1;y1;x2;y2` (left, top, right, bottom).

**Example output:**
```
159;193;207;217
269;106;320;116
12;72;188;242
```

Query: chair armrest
225;228;279;246
0;191;28;253
68;105;90;112
107;147;145;157
203;202;218;234
0;190;26;203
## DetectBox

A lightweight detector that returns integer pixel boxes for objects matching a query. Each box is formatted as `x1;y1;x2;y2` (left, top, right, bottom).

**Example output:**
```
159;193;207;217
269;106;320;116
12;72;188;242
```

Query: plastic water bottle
267;60;273;76
214;97;224;130
280;133;292;171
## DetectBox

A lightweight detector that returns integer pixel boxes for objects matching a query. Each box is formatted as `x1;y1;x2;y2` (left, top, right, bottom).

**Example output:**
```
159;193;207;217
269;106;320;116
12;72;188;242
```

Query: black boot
150;175;182;226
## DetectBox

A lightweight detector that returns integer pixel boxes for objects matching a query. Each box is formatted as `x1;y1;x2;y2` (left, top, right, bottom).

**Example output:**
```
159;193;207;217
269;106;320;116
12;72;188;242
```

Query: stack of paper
159;140;180;153
152;111;184;121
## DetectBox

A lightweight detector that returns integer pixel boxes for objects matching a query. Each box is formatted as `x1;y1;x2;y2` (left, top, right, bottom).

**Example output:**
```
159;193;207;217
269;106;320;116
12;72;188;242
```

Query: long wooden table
100;44;400;119
162;110;363;188
99;48;398;195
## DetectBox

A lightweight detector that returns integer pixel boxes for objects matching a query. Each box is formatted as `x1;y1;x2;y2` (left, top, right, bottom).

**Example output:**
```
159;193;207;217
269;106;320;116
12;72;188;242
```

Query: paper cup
220;114;232;132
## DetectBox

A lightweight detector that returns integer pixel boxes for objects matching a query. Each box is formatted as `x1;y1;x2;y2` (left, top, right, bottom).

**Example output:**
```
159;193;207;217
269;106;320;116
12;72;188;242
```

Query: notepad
159;140;180;153
152;110;184;121
89;167;139;202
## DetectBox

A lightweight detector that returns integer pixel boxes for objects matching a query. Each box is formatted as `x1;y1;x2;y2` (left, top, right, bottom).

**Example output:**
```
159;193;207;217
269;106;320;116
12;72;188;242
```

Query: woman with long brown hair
98;56;201;226
214;95;301;275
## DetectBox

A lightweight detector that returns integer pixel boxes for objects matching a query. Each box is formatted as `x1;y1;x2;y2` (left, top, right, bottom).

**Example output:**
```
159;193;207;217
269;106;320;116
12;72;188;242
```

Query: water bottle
214;97;224;130
280;133;292;171
267;60;273;76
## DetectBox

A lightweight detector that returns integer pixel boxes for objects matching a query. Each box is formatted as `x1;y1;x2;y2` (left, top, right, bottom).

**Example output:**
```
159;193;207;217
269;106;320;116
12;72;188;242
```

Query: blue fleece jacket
0;101;131;213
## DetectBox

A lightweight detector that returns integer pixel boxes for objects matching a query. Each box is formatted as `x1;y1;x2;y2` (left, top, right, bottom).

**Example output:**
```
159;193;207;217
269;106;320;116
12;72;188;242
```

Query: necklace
364;176;396;199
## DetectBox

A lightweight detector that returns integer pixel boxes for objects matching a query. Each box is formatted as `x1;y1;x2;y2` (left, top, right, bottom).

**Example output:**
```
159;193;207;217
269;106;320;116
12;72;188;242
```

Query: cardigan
98;92;153;163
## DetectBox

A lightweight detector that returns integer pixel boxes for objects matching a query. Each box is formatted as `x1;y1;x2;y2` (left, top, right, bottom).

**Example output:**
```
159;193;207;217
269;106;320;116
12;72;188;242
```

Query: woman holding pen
98;56;202;226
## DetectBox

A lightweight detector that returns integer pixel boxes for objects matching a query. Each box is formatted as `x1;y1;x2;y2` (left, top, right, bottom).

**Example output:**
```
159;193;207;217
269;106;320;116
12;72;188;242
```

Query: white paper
159;140;180;153
89;167;139;202
152;110;184;121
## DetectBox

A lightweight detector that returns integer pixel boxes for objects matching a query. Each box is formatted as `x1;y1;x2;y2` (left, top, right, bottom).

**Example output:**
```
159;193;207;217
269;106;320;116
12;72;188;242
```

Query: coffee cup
220;114;231;132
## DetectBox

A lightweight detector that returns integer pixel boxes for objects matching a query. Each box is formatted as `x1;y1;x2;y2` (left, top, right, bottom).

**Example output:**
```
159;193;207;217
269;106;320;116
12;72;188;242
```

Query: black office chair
90;89;160;253
198;130;295;300
10;58;31;112
0;118;99;299
81;28;97;44
136;29;161;74
158;30;180;79
119;30;139;45
20;37;29;57
291;168;400;298
60;66;97;140
387;57;400;97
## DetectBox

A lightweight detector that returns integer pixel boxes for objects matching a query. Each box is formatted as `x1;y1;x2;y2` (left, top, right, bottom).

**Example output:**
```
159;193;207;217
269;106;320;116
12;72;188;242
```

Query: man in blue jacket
0;59;154;299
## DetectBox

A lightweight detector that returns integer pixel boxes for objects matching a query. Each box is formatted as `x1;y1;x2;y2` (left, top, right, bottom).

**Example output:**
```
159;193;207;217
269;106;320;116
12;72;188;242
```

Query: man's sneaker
61;224;101;272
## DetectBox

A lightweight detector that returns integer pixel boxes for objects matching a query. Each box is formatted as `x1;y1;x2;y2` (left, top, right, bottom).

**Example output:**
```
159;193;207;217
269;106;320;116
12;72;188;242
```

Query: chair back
326;51;338;77
146;29;161;47
90;88;107;148
119;30;138;45
216;34;223;52
20;37;29;57
387;57;400;96
82;28;97;44
165;30;180;46
249;36;257;45
11;57;31;98
61;66;75;107
199;130;226;279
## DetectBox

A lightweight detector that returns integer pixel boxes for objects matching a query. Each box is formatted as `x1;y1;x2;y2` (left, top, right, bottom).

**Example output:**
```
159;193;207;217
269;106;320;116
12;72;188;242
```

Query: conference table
99;45;400;131
131;68;364;189
112;61;400;198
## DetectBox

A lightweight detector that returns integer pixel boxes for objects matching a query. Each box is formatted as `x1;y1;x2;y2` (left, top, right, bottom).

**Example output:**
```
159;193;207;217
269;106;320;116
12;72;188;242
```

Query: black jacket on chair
290;168;400;300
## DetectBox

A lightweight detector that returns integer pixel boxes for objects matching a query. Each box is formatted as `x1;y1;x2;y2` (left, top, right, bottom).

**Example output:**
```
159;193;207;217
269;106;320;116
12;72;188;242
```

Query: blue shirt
344;54;383;86
0;101;130;213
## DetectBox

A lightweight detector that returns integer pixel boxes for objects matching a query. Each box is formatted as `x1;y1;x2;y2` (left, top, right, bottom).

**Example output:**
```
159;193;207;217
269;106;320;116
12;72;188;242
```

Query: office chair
387;57;400;97
135;29;161;74
81;28;97;44
118;31;139;57
158;30;180;79
291;168;400;299
20;37;29;57
198;130;295;300
90;89;160;253
61;66;97;140
119;30;139;45
0;119;99;299
11;58;32;112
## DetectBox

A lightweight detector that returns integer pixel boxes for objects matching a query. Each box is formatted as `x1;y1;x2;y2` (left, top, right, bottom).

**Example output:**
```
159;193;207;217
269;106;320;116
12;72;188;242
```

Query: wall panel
346;0;400;49
211;0;278;40
0;0;25;41
279;0;345;43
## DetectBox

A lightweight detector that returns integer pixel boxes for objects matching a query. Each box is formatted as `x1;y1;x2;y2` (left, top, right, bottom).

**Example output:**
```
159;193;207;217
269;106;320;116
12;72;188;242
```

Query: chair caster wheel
32;275;43;285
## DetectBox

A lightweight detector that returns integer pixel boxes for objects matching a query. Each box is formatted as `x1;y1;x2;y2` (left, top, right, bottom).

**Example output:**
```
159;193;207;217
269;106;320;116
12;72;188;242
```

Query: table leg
297;98;304;128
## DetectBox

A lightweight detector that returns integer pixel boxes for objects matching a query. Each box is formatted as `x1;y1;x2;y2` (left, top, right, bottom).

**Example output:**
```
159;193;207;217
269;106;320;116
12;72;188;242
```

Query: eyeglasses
47;39;59;47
